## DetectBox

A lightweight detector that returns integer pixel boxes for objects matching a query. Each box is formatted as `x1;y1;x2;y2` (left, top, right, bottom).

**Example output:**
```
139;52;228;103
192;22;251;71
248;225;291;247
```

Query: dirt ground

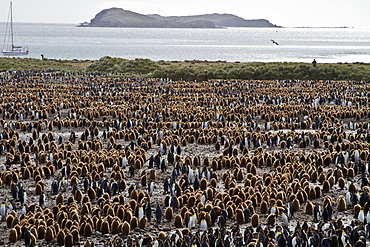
0;74;369;246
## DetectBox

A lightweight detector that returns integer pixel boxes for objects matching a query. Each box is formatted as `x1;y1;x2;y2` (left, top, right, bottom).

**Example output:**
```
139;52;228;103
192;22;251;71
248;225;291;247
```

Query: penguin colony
0;71;369;247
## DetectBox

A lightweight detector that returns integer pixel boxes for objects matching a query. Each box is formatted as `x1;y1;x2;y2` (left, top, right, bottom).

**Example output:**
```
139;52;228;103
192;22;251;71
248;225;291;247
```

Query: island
79;8;280;28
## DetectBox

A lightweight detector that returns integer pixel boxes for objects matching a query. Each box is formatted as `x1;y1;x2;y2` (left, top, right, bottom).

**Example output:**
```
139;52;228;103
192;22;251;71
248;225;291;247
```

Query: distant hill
149;13;279;28
80;8;280;28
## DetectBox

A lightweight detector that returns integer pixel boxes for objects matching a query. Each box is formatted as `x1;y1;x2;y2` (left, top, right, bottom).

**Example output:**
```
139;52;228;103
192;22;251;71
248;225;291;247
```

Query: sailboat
2;2;29;56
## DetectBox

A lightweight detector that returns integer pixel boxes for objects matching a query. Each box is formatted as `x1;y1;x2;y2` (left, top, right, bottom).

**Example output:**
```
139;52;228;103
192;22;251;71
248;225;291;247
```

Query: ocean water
1;22;370;63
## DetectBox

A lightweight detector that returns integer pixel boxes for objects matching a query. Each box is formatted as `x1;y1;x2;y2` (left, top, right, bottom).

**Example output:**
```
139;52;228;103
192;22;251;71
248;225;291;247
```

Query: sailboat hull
2;50;29;56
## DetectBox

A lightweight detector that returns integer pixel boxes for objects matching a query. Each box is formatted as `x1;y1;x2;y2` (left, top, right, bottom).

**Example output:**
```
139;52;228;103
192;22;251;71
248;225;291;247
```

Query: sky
0;0;369;28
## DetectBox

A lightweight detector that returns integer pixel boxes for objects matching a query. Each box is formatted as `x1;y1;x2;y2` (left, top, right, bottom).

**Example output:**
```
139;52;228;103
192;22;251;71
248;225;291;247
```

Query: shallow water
1;22;370;63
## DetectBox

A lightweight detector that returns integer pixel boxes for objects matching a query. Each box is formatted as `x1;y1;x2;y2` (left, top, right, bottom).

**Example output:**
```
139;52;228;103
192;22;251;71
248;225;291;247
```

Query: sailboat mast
10;2;14;49
2;1;29;55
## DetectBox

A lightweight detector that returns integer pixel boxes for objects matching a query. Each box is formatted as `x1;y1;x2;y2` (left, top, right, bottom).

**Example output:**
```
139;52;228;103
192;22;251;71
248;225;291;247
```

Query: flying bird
271;39;279;45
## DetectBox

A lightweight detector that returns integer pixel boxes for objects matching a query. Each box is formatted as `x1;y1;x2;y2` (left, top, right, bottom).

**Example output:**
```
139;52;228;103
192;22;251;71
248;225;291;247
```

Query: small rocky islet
80;8;279;28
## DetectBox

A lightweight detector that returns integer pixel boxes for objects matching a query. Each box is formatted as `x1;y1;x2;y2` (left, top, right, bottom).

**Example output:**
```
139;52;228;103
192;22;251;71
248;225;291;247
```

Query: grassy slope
1;57;369;81
0;58;92;72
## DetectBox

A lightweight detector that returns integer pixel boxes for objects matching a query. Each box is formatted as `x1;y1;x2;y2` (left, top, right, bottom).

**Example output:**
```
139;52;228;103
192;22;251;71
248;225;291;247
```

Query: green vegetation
151;60;370;81
86;57;160;77
1;56;370;81
0;57;91;72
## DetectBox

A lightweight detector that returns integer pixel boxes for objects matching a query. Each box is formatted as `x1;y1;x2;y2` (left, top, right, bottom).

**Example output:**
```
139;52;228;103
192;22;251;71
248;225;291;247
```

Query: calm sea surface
1;22;370;63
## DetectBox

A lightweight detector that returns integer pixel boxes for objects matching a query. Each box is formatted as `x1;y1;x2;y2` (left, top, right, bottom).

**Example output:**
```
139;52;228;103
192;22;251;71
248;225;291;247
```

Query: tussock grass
1;57;369;81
